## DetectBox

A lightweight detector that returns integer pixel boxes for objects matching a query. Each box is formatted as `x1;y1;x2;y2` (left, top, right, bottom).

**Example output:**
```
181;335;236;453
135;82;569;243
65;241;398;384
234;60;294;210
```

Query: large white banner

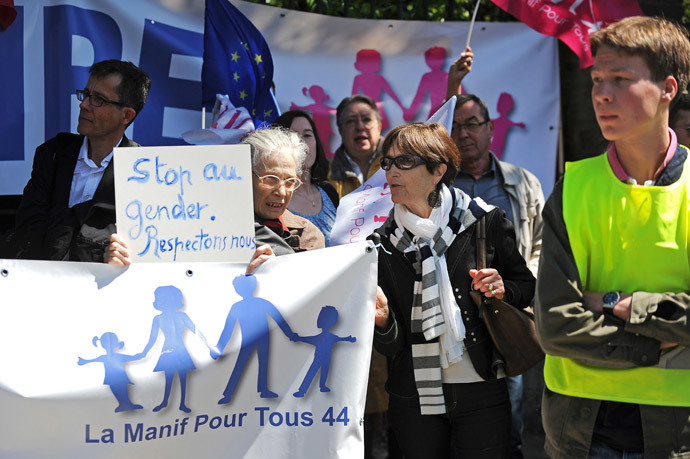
2;0;559;197
0;242;376;458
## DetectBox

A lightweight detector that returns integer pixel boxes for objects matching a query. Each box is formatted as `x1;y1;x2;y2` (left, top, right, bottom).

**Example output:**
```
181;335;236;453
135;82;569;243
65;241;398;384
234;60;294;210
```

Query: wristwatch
602;291;620;316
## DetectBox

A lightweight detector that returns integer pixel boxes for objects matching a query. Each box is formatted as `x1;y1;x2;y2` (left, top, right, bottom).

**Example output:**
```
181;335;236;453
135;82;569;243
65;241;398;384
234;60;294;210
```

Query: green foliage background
260;0;690;25
261;0;513;22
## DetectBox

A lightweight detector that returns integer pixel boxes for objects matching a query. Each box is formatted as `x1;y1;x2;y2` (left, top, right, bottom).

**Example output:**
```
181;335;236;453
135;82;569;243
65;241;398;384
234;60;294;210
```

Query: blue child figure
215;274;298;404
140;285;218;413
293;305;356;398
78;332;144;413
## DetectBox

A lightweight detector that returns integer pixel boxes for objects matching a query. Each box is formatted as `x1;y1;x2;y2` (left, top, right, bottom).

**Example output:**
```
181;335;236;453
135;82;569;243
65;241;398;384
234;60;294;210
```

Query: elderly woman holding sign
372;123;534;458
105;127;324;267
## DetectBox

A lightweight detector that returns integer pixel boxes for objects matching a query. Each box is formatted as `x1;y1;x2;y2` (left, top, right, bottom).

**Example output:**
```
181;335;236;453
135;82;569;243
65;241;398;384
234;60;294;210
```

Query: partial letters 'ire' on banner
0;242;377;458
489;0;644;68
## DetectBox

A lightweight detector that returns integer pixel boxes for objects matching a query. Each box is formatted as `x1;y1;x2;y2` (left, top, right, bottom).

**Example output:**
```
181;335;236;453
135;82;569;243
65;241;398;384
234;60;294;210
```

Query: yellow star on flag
241;42;249;51
230;51;240;62
264;109;273;118
233;72;240;82
239;90;247;100
252;108;256;116
254;54;262;64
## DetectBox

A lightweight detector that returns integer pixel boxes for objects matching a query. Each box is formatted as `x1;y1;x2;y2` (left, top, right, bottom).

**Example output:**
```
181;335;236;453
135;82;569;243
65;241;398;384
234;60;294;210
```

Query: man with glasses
449;93;544;277
448;92;545;458
11;59;150;261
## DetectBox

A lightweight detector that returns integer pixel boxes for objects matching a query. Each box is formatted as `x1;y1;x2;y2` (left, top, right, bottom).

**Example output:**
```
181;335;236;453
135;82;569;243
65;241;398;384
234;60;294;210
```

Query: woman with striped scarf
372;122;535;458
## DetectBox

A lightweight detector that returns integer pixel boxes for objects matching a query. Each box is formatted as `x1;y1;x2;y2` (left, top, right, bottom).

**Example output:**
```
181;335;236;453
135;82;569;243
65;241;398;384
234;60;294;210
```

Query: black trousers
388;379;511;459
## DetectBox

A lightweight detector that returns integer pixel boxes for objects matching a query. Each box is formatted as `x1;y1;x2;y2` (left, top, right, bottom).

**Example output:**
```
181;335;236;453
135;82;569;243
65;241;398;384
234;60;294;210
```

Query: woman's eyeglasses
380;155;426;171
253;173;302;191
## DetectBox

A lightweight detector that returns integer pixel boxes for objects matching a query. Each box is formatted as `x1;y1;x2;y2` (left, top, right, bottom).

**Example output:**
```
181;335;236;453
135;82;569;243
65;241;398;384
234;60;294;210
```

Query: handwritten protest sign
114;145;255;263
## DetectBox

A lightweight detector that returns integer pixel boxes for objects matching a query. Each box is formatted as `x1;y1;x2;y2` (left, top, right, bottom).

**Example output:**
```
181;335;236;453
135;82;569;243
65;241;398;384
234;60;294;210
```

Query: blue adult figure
293;305;356;398
77;332;144;413
140;285;218;413
215;274;298;404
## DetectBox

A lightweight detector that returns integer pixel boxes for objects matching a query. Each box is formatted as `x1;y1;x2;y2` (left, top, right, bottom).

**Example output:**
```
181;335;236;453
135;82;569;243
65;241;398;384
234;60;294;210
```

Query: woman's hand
246;244;276;274
375;286;391;329
469;268;505;300
104;233;131;266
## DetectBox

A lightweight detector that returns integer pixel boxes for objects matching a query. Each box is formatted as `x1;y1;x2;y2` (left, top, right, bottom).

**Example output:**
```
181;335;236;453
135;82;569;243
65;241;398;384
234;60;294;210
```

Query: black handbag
468;216;544;377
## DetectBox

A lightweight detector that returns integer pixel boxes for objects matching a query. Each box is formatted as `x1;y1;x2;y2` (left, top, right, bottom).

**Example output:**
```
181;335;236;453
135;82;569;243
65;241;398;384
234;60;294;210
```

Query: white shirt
67;137;118;208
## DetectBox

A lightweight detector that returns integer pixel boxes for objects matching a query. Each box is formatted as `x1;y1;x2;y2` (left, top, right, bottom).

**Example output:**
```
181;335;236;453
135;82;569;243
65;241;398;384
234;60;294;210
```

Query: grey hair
243;127;308;176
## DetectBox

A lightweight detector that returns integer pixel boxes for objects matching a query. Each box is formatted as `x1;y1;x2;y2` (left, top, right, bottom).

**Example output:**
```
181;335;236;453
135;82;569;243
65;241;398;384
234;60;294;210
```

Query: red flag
0;0;17;31
489;0;644;68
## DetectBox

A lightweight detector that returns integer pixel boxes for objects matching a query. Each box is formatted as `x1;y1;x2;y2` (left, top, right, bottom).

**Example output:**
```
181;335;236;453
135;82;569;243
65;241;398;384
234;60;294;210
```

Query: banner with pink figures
4;0;558;199
235;0;560;197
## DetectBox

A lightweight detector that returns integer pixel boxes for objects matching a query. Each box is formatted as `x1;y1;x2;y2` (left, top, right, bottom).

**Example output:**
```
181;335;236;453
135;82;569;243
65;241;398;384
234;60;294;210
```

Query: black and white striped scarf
380;186;492;415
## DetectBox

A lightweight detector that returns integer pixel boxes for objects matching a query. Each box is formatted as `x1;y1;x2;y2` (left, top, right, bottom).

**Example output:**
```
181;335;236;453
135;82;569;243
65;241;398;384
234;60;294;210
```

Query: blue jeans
588;440;644;459
388;380;511;458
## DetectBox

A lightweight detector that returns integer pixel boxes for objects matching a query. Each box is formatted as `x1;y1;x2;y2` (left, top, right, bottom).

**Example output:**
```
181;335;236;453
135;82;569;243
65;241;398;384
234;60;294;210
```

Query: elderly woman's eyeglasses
76;89;125;108
253;173;302;191
380;155;426;171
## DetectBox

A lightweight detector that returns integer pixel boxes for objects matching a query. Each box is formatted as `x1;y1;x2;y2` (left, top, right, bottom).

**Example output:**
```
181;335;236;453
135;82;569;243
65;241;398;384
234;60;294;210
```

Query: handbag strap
475;215;487;270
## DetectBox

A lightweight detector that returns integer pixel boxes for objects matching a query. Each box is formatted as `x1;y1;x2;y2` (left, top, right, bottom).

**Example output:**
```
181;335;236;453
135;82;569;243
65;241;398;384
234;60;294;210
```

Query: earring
427;189;441;208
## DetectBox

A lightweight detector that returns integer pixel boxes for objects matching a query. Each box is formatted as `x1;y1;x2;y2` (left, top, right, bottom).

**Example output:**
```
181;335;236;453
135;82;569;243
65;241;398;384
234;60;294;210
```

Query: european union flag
202;0;280;126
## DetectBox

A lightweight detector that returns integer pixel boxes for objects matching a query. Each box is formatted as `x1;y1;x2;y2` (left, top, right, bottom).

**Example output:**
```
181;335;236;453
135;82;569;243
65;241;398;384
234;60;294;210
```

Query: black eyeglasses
380;155;426;171
452;119;489;133
76;89;124;108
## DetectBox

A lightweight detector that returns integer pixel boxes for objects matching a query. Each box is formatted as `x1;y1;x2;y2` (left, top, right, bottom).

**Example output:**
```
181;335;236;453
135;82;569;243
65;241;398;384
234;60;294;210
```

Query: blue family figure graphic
215;274;298;404
140;285;218;413
77;332;144;413
293;305;356;398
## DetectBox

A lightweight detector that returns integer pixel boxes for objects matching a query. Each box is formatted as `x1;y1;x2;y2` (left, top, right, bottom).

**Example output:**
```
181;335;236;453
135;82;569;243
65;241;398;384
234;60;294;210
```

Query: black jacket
373;207;535;398
11;133;139;261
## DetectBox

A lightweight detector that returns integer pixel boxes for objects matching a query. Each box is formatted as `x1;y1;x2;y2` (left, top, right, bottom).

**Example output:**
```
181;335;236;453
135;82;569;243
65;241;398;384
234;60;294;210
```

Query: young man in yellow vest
535;17;690;458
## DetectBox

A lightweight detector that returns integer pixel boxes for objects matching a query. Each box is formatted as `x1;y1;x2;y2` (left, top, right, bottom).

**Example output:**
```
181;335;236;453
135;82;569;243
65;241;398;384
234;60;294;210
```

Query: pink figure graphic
490;92;526;160
403;47;451;122
351;49;405;130
290;85;337;159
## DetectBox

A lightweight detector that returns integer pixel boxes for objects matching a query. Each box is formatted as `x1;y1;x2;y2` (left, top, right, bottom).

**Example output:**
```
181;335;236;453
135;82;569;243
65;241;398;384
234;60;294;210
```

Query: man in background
447;58;545;458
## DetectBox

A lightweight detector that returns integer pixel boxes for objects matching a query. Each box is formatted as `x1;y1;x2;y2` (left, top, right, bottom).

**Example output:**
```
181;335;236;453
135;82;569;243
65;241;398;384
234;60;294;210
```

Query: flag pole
202;106;206;129
465;0;481;49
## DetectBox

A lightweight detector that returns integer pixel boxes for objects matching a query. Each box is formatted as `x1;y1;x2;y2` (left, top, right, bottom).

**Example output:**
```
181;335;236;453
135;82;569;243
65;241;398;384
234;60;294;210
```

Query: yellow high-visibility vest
544;151;690;406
